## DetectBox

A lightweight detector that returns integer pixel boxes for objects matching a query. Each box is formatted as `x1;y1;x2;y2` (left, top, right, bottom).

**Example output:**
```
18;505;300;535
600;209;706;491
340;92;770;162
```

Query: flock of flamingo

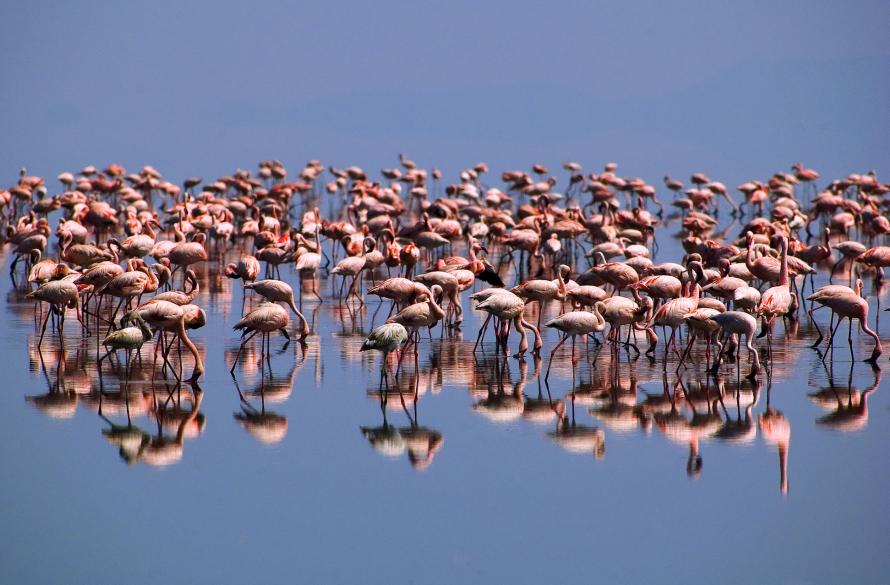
5;156;888;479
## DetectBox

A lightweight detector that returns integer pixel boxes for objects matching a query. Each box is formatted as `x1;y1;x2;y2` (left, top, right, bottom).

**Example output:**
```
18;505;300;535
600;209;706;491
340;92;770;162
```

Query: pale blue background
2;1;888;185
1;2;889;585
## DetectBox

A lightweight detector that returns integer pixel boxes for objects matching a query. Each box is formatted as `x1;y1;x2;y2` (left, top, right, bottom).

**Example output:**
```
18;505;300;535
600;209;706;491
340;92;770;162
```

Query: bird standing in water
244;279;311;339
361;322;409;383
100;312;153;388
230;302;291;373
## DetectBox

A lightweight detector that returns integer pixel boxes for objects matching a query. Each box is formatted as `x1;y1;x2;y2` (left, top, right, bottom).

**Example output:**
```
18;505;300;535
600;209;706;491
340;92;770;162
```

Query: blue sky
2;0;888;190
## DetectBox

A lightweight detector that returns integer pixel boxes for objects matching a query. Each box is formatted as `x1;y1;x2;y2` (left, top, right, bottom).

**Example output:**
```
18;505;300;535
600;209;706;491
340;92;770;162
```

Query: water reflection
8;215;888;495
809;362;880;432
549;391;604;458
130;385;204;466
402;346;807;492
25;349;80;419
231;341;307;445
361;373;444;470
24;341;207;466
759;378;791;495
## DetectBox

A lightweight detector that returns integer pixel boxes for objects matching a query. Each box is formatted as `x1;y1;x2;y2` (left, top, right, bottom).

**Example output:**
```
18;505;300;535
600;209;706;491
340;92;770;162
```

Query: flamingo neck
139;320;153;342
143;264;159;290
592;304;605;328
287;296;301;316
60;232;72;259
778;239;789;286
428;295;445;319
186;274;199;300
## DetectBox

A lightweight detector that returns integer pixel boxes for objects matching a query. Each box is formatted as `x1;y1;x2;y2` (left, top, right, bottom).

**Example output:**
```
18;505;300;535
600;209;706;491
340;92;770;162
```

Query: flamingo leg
821;318;844;363
828;258;843;283
677;332;697;371
230;330;259;373
37;306;52;348
473;313;492;354
512;316;528;358
709;334;727;374
623;324;639;355
664;328;677;363
314;275;324;302
808;305;825;347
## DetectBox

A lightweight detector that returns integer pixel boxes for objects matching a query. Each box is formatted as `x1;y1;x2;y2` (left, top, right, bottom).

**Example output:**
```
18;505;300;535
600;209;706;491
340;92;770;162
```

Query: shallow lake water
1;207;888;585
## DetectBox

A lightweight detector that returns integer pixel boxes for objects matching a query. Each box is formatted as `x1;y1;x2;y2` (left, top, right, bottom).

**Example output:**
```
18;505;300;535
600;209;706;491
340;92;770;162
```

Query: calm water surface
1;211;889;585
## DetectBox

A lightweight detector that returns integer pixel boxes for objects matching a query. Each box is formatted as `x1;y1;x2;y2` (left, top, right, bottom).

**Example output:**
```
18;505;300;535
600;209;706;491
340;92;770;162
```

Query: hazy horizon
2;1;888;189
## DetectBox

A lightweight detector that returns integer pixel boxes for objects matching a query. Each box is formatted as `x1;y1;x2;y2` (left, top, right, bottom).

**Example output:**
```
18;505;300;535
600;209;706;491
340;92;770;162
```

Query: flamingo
151;269;199;305
100;259;158;327
588;255;640;295
599;294;654;354
59;231;114;269
808;284;881;363
361;237;386;284
27;279;82;347
677;307;722;370
473;289;542;358
632;274;682;304
74;259;124;327
367;277;430;308
544;303;606;381
100;312;153;387
566;284;608;309
128;299;204;380
387;285;445;339
499;226;540;274
294;248;323;301
224;254;260;310
733;285;761;313
651;271;701;359
256;244;293;279
331;252;367;303
168;233;208;283
399;243;420;277
230;302;292;373
699;259;747;306
744;231;783;284
756;236;795;343
806;281;859;346
360;322;409;382
243;279;310;338
26;251;73;285
707;311;761;377
107;219;159;259
414;270;463;326
510;264;569;329
9;230;49;278
469;288;514;352
829;241;866;282
855;246;890;281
